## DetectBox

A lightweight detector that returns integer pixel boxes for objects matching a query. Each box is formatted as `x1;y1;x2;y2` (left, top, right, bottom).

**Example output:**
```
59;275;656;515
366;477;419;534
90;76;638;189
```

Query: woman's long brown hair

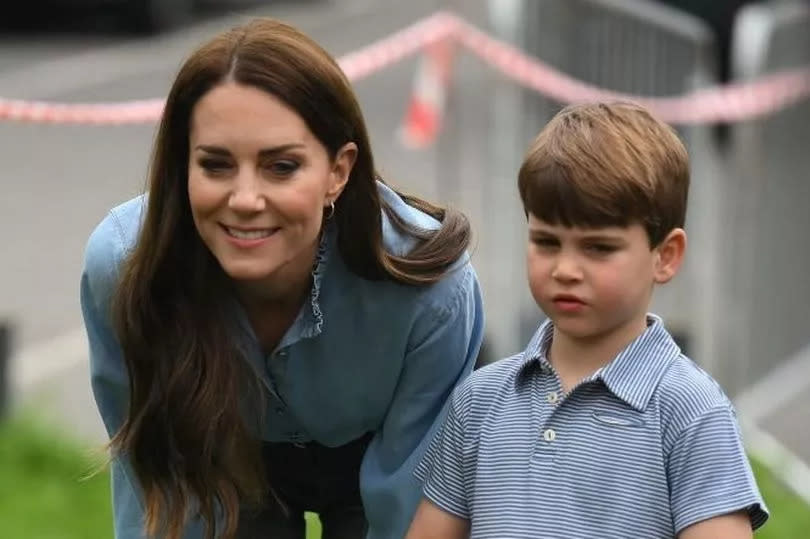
109;17;471;539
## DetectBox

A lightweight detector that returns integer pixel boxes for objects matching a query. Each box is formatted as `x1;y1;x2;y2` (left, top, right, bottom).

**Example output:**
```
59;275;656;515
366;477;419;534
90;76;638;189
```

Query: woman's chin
220;262;279;283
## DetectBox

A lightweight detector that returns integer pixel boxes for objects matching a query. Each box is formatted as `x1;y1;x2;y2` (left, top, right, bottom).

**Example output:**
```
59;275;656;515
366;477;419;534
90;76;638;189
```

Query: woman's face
187;82;356;287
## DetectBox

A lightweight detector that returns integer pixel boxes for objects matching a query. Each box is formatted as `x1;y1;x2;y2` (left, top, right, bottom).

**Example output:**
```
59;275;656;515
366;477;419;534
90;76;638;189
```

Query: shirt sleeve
413;386;471;519
81;212;148;539
668;404;769;534
359;264;484;539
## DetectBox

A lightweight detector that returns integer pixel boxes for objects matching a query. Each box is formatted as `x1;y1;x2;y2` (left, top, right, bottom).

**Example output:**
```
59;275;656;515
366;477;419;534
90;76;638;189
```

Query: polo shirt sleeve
414;386;471;519
667;404;769;534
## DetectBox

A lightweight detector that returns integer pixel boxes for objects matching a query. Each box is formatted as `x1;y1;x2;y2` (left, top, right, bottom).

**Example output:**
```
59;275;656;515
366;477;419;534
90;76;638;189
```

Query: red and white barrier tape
0;98;164;124
1;11;809;125
338;11;458;82
0;12;459;125
451;16;810;124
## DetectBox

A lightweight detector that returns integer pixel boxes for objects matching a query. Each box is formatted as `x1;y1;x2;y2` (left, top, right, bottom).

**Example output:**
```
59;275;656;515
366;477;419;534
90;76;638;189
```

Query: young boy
407;102;768;539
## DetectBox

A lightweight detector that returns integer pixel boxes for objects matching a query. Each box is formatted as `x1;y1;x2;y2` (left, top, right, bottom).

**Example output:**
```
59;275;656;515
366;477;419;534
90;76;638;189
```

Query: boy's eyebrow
527;228;627;242
528;229;558;236
578;233;626;242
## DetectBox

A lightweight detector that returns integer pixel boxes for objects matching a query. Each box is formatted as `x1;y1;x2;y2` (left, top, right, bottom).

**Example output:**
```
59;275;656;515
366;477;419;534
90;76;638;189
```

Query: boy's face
526;214;684;342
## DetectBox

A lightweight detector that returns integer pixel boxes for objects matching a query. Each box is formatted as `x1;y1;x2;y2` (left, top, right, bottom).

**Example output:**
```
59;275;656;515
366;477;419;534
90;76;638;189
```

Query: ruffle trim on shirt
302;222;333;338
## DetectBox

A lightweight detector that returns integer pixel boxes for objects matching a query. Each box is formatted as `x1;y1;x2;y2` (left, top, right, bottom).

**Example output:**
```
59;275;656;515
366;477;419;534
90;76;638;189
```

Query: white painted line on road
11;327;88;390
734;344;810;506
741;418;810;506
734;343;810;422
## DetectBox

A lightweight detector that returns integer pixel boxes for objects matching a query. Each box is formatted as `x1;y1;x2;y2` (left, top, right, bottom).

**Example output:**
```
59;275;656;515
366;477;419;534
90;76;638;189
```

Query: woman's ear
326;142;358;201
653;228;687;284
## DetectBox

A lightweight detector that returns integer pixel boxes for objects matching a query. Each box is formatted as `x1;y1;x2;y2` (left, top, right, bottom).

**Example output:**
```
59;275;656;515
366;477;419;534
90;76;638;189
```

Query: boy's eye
586;243;618;254
532;237;559;248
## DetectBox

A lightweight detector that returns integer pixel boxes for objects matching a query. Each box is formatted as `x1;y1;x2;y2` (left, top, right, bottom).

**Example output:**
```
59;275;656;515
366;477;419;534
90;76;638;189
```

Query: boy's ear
653;228;686;284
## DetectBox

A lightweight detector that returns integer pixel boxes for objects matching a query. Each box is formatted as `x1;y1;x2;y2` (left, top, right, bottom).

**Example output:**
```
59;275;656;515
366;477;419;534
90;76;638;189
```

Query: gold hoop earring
325;200;335;219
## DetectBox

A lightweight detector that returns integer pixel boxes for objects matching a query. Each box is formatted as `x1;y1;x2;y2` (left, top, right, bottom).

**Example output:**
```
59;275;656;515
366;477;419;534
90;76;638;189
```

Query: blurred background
1;0;808;536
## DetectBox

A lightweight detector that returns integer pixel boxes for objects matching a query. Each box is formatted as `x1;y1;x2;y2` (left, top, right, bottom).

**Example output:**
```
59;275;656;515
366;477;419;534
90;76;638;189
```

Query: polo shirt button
547;392;559;404
543;428;556;442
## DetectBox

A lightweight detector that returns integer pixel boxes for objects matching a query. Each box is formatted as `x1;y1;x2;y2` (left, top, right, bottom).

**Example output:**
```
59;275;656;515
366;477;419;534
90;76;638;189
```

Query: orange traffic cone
398;39;456;149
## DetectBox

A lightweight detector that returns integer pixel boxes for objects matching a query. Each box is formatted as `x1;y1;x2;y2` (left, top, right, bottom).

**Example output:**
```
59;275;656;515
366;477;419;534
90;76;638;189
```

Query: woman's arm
359;264;484;538
81;212;147;539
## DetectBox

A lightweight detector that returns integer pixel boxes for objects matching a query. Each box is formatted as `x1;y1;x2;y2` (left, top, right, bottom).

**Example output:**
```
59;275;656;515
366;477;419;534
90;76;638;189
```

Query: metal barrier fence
523;0;723;373
723;0;810;393
443;0;724;367
436;0;809;400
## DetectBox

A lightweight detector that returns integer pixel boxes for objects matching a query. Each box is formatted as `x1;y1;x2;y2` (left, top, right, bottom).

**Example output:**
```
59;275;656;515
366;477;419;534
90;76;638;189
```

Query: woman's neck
234;240;319;315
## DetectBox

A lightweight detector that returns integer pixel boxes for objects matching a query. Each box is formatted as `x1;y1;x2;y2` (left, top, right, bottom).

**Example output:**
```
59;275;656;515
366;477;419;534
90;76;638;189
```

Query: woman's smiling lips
220;223;280;248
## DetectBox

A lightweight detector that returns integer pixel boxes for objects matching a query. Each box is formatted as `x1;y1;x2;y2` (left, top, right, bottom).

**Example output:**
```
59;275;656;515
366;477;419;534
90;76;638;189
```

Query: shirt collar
517;314;681;411
233;223;333;348
516;319;554;376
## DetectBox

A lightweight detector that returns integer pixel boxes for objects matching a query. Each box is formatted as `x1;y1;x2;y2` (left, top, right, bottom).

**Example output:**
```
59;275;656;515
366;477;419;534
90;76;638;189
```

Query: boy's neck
548;314;649;393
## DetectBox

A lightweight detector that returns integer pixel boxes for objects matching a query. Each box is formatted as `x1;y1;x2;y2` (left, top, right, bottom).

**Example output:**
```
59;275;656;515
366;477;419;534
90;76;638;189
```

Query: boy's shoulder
450;353;530;417
653;351;735;435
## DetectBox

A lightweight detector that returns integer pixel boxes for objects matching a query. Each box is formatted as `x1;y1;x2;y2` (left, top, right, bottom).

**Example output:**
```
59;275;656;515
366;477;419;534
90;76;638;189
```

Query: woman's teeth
226;227;275;240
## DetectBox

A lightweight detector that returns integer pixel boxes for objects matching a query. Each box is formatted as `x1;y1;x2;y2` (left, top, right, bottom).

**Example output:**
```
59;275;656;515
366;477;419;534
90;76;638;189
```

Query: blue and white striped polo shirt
415;315;768;538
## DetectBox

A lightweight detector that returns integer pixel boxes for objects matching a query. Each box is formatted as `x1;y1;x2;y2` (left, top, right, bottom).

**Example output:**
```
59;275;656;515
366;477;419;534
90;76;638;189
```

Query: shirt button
543;428;556;442
276;349;288;358
275;407;285;415
547;392;559;404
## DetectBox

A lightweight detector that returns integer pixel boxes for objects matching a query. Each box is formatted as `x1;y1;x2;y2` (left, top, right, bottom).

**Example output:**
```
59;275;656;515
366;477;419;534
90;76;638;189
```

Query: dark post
0;322;10;421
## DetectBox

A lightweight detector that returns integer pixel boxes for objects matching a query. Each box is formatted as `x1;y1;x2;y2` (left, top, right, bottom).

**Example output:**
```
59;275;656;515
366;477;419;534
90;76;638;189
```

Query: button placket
532;361;562;462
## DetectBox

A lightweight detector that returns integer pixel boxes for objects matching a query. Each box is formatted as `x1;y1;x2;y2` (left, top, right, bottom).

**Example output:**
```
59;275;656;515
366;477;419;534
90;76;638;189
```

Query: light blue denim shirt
80;182;484;539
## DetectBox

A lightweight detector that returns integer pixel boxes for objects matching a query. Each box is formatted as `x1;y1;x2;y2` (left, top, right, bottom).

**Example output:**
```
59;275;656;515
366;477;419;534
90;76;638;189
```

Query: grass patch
0;416;111;539
751;459;810;538
1;415;808;538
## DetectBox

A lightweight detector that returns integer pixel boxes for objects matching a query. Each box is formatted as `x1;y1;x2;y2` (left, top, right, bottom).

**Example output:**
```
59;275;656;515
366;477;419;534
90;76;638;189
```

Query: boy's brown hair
518;101;690;246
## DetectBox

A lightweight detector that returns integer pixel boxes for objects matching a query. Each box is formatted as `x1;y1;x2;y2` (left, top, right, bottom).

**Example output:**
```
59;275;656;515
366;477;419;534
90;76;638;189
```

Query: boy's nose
551;256;583;282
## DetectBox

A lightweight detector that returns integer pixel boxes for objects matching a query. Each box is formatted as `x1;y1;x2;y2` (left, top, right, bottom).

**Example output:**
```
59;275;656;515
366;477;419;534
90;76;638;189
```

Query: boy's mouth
552;294;587;312
552;293;585;304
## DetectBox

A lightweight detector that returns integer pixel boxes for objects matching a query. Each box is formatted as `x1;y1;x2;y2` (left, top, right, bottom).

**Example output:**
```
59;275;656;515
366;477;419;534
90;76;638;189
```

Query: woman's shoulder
377;181;440;257
374;181;477;312
83;195;147;300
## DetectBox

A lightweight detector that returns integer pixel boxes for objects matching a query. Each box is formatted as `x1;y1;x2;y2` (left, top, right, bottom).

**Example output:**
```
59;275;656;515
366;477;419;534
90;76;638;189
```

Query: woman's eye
199;159;230;174
267;160;300;176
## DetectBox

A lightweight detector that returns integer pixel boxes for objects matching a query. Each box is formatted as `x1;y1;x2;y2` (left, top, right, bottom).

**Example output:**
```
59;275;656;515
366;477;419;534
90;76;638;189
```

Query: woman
80;17;483;539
